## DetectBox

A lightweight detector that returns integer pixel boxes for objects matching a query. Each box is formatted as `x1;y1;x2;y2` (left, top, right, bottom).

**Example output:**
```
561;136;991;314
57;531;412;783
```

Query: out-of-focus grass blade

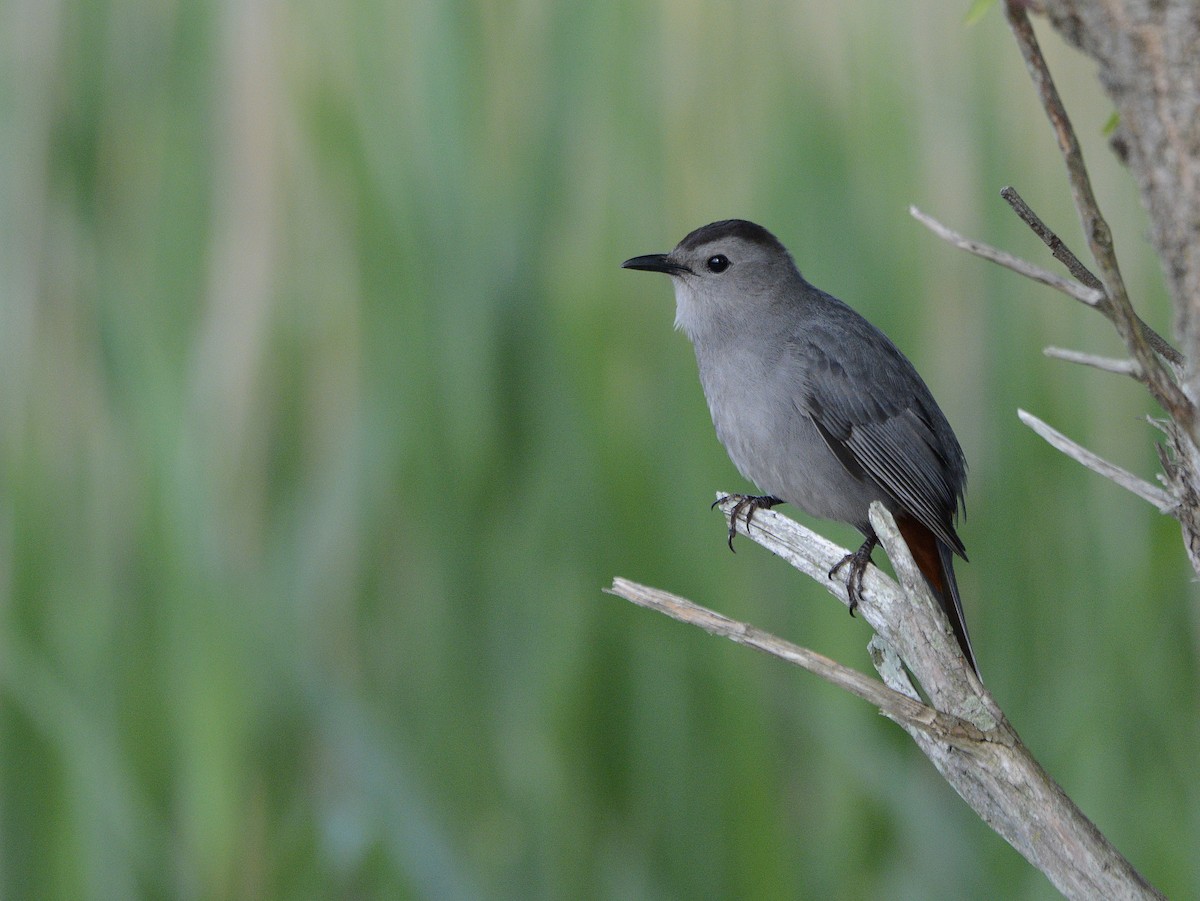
964;0;997;25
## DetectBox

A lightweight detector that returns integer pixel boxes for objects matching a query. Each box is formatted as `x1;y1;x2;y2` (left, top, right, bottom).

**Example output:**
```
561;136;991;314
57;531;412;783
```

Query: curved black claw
829;533;880;616
715;494;784;552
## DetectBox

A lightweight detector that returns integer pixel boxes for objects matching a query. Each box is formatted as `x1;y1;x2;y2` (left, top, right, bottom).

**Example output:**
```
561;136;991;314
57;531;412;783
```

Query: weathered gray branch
908;205;1103;306
1042;346;1140;377
1002;2;1193;433
606;578;972;736
1034;0;1200;400
912;196;1182;374
1018;409;1175;511
918;3;1200;589
609;499;1163;900
999;186;1183;370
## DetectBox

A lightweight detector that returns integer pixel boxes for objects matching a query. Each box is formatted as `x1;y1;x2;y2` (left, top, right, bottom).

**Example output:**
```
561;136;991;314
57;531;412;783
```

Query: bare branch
1018;409;1175;511
606;577;972;736
1032;1;1200;398
1000;186;1105;292
1001;187;1183;368
909;206;1103;306
1001;8;1131;308
1043;346;1140;377
1002;3;1193;430
867;503;990;716
710;496;987;721
608;500;1165;900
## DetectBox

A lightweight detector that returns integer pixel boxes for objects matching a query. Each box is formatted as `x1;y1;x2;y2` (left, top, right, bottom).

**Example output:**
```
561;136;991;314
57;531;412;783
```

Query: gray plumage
623;219;976;672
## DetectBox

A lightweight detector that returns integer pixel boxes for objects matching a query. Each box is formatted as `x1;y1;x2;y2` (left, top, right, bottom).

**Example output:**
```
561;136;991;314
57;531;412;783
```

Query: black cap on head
676;219;787;255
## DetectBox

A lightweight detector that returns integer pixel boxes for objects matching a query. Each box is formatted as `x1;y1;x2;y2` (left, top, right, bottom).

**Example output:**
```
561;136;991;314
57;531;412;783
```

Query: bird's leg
829;532;880;616
713;494;784;552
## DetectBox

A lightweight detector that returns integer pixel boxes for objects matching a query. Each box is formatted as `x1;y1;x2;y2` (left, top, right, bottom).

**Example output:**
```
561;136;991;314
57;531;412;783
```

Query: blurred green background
2;0;1196;898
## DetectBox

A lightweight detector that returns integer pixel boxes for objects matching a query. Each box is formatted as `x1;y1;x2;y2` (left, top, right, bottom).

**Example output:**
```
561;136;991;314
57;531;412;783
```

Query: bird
622;219;977;674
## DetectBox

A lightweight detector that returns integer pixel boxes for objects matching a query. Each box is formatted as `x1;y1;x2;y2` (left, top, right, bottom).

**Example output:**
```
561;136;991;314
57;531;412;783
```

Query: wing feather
791;304;967;558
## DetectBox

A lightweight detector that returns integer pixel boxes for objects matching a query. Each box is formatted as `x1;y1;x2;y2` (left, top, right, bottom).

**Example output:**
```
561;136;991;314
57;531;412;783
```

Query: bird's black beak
621;253;692;276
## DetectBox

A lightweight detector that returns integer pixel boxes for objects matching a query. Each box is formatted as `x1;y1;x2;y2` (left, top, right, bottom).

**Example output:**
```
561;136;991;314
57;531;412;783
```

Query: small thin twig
1000;186;1104;292
1018;408;1175;511
1001;187;1183;368
909;206;1102;306
1043;346;1140;377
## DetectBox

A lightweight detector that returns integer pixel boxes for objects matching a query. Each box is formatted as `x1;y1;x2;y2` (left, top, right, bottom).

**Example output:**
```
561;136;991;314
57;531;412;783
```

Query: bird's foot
714;494;784;552
829;533;880;616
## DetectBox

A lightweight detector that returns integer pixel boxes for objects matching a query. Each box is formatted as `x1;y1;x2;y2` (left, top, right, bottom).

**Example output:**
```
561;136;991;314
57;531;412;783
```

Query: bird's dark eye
706;254;730;273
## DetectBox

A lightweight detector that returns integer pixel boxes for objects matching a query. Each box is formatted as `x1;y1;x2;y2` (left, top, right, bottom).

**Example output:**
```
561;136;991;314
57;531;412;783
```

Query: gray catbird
622;219;977;673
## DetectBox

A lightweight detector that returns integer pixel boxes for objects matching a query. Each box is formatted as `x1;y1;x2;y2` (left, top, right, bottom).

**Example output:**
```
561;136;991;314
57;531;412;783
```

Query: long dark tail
895;516;979;676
